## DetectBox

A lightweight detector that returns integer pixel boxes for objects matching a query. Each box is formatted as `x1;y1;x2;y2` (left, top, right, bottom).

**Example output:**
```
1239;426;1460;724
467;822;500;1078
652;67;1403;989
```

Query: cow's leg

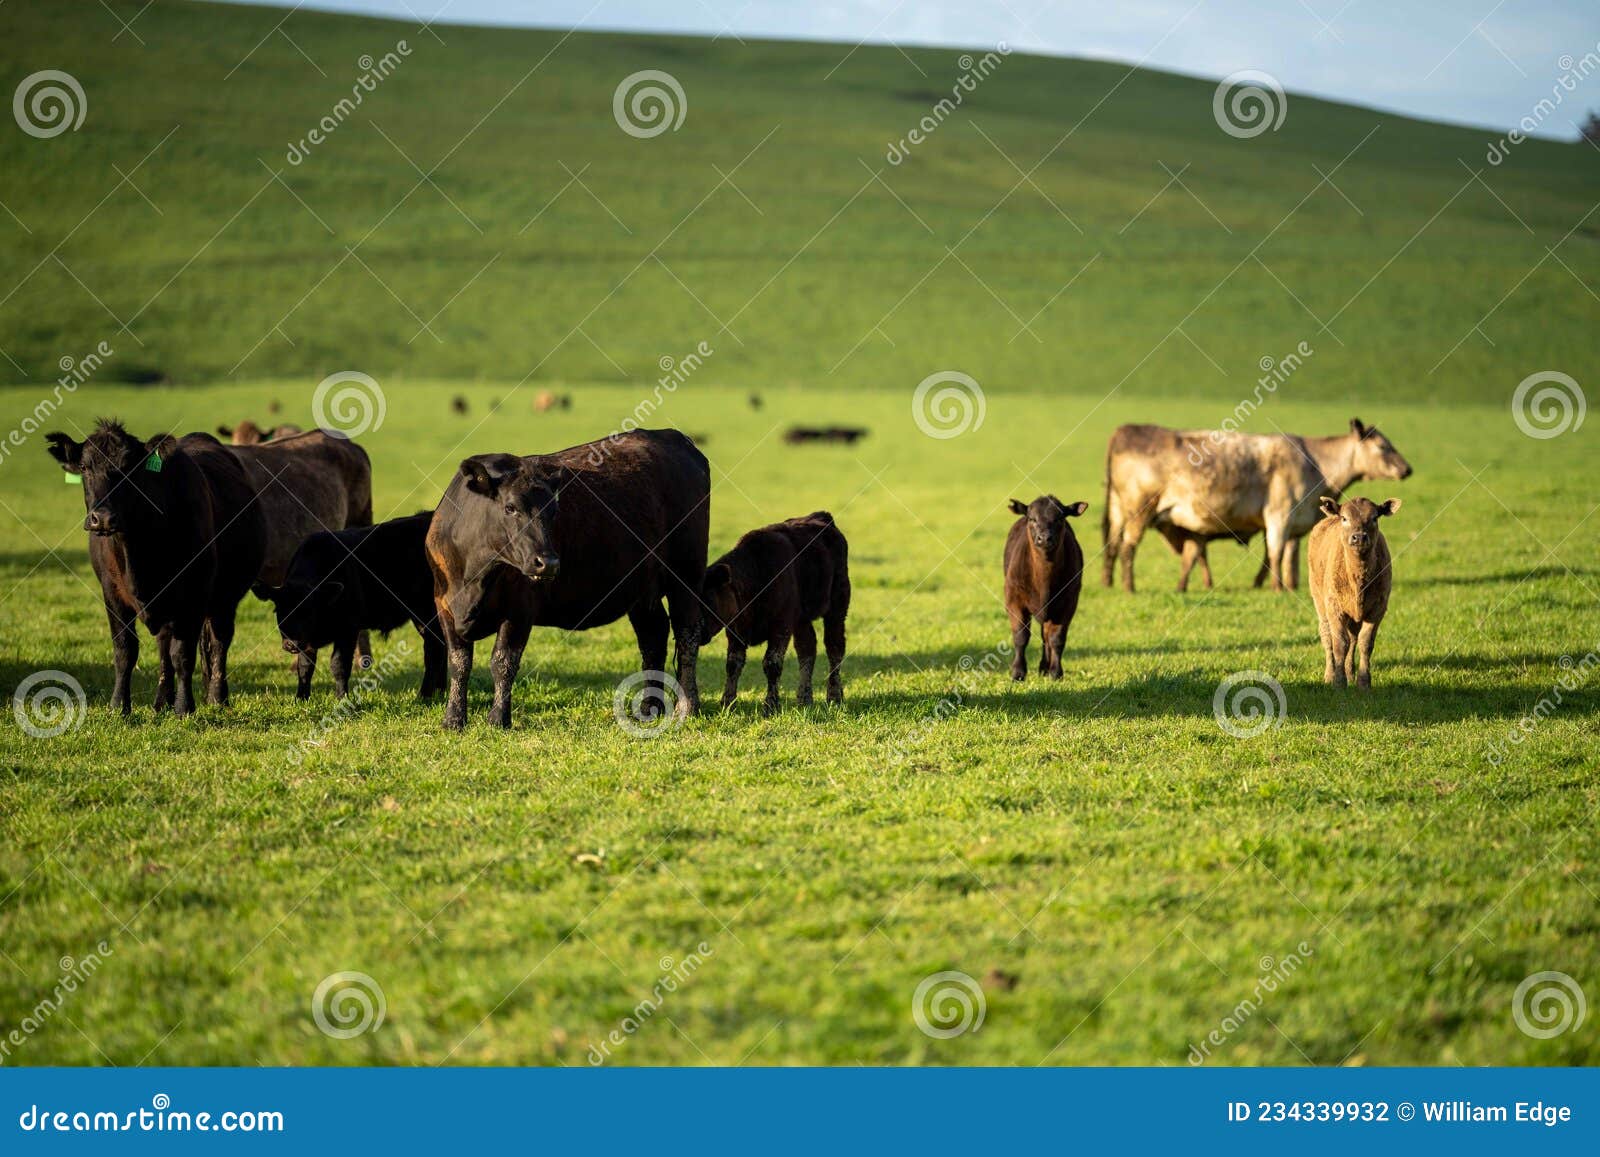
1101;499;1122;588
1118;514;1149;594
1198;543;1215;590
203;611;235;706
666;585;702;719
153;625;175;712
488;618;531;729
355;630;374;670
105;599;138;716
418;620;447;699
1253;543;1272;588
627;601;670;718
168;623;201;716
1351;623;1372;686
442;617;473;731
1264;520;1289;592
721;641;746;710
1042;622;1067;679
1327;616;1352;688
294;648;317;700
824;598;848;706
1284;538;1302;592
793;619;818;707
761;630;791;717
329;631;358;700
1176;537;1201;593
1009;608;1031;681
1315;609;1337;683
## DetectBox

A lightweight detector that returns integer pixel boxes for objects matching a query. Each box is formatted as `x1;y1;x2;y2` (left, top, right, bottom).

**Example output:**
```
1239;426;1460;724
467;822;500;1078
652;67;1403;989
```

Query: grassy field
1;0;1599;1066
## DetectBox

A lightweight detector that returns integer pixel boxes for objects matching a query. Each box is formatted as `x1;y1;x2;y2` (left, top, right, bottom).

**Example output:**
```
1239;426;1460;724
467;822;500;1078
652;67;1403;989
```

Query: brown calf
1308;496;1401;689
1004;496;1089;680
700;512;850;714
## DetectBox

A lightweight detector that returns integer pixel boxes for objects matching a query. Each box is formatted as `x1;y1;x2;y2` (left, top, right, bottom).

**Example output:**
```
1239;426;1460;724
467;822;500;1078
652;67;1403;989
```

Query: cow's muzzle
84;508;118;535
523;554;560;582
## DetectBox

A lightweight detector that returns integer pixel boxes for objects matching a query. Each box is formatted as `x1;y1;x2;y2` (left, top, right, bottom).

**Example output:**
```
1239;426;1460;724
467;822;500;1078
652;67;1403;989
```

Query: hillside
1;0;1595;400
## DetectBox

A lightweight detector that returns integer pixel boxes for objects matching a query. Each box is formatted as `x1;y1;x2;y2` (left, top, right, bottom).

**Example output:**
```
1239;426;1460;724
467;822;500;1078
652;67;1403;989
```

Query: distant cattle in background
784;426;868;445
425;428;709;730
45;421;265;715
1103;419;1412;593
534;391;572;412
217;419;303;445
700;512;851;714
451;395;469;415
1004;495;1089;681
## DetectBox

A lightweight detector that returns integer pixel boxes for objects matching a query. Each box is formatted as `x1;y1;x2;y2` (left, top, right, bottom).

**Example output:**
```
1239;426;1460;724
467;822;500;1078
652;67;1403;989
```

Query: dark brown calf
1004;496;1089;680
701;512;850;714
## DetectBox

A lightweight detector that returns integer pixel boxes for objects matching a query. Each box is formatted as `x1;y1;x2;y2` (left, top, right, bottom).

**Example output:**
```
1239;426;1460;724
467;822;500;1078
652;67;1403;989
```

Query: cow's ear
323;580;345;600
552;464;576;497
1320;496;1341;518
217;425;233;438
703;562;731;592
144;433;178;467
1349;417;1367;438
1008;499;1028;516
44;432;84;471
460;459;499;497
1379;498;1402;517
1063;501;1089;517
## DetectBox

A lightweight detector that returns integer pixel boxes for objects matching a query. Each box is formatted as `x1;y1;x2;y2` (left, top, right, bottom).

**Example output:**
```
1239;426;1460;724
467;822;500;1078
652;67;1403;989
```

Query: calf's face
1347;419;1413;481
262;575;348;653
698;563;738;643
1008;496;1089;554
45;425;176;537
457;456;571;584
1320;495;1401;554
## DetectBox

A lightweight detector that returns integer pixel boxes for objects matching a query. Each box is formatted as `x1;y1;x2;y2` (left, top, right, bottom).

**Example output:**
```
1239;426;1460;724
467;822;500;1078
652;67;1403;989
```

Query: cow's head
1320;495;1400;556
45;420;178;537
698;561;740;644
218;419;265;445
1008;496;1089;555
455;454;571;584
1347;418;1413;481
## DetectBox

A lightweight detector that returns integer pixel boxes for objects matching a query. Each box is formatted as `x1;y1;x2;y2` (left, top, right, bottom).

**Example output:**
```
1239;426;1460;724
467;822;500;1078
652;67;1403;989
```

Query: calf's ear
44;432;84;471
1319;496;1341;518
1379;498;1402;517
144;433;179;466
460;459;499;497
1007;499;1028;516
1349;417;1367;438
703;562;731;592
217;425;233;438
1063;501;1089;517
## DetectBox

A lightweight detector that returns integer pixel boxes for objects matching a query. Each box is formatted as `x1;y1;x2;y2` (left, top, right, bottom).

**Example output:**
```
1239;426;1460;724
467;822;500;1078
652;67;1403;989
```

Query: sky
211;0;1600;138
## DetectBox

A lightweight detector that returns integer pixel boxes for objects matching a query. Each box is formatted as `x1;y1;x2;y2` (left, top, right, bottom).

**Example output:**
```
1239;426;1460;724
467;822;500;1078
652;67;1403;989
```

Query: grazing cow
1103;418;1412;593
1309;496;1401;689
1004;496;1089;680
257;512;446;700
45;421;265;715
784;426;869;445
700;512;851;714
228;429;374;680
217;419;303;445
425;428;708;730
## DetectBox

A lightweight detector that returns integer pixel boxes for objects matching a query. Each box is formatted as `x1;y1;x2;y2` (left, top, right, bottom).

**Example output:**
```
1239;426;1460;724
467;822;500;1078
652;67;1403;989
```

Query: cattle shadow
1405;566;1594;588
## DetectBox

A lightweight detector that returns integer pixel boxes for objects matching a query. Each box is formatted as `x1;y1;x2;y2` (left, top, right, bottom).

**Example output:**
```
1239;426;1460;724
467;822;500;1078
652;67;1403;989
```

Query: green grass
1;381;1596;1065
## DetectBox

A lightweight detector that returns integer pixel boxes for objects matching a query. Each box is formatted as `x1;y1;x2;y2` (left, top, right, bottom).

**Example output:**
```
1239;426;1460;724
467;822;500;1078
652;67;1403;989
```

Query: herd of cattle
40;412;1412;728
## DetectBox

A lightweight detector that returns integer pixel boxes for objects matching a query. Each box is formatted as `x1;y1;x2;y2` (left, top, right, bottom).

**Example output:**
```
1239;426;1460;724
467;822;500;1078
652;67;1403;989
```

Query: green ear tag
144;452;163;473
64;472;82;485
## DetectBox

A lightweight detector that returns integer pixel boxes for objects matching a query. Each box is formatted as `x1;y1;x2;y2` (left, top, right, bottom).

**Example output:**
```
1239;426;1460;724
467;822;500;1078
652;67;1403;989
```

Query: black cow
256;512;446;700
45;421;265;715
425;429;709;730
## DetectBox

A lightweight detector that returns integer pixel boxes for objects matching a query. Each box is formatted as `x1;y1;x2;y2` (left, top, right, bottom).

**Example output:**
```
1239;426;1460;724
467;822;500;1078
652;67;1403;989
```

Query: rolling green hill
1;0;1595;400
